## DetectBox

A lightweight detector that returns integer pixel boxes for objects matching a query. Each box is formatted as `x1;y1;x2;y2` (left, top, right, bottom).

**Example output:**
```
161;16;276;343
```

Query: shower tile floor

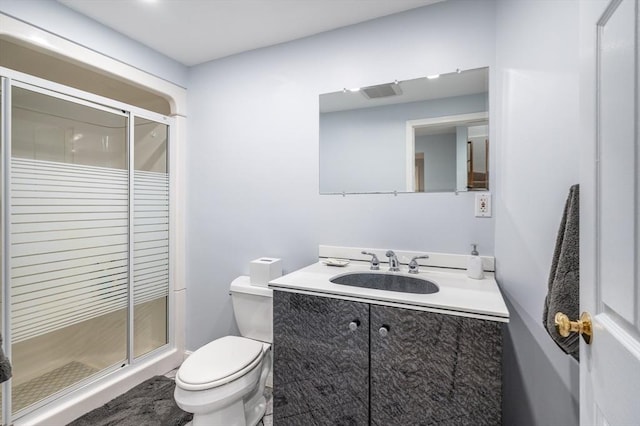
13;361;98;413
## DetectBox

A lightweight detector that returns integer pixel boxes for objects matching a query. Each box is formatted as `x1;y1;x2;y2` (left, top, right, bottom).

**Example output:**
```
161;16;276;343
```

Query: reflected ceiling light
343;87;360;93
426;74;440;80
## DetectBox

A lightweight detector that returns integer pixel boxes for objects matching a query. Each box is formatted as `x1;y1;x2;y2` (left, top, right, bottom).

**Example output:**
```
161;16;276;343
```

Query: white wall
186;0;496;350
495;1;580;425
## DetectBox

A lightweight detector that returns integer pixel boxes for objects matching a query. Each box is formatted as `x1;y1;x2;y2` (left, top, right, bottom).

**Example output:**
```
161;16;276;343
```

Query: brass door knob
554;311;593;344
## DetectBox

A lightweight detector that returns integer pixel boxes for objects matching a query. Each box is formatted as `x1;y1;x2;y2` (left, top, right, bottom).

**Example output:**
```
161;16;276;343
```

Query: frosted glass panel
133;117;168;357
11;159;129;342
10;86;128;413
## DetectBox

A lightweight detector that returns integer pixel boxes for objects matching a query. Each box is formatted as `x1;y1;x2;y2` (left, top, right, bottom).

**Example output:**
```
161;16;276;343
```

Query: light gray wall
415;133;457;192
495;1;580;425
319;94;487;193
186;0;496;350
0;0;188;87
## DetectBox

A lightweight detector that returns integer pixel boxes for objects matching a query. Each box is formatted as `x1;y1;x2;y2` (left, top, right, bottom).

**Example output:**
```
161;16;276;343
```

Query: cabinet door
370;306;502;426
273;291;369;425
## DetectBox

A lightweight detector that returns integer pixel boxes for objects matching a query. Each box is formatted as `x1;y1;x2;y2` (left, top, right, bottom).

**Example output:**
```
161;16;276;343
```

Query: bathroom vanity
269;247;508;426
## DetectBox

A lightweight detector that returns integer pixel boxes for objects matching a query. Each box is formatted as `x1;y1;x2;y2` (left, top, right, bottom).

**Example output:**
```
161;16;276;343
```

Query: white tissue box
250;257;282;286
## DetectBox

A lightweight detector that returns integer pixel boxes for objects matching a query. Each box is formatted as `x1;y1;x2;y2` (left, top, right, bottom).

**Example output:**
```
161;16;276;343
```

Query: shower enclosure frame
0;67;178;425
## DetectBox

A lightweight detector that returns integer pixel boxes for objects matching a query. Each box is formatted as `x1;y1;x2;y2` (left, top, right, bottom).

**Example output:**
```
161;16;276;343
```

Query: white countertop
269;261;509;322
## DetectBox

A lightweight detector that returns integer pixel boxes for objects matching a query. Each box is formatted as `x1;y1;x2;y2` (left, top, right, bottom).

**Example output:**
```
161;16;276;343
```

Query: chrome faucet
408;255;430;274
361;251;380;270
385;250;400;272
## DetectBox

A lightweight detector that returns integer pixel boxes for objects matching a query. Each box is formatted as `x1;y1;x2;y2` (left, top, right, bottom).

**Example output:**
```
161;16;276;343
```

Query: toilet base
191;398;244;426
187;394;265;426
175;344;271;426
244;394;267;426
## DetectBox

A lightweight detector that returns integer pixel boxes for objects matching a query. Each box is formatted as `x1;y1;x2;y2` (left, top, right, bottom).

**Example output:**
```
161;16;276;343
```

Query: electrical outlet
475;193;491;217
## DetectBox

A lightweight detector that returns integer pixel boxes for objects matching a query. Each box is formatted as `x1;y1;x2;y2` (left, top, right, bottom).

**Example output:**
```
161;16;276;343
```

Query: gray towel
543;184;580;361
0;332;11;383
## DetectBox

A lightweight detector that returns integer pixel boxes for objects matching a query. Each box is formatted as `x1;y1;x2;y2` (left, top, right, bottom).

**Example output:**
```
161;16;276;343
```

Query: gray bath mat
67;375;192;426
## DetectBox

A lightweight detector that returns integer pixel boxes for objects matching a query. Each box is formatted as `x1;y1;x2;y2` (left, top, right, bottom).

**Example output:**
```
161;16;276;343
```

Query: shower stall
0;69;175;424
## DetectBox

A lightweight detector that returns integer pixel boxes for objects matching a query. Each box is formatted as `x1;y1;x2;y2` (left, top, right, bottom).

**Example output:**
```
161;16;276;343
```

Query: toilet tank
230;276;273;343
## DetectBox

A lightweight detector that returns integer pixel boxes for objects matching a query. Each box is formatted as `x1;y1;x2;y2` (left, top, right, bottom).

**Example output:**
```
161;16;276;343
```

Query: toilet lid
177;336;264;390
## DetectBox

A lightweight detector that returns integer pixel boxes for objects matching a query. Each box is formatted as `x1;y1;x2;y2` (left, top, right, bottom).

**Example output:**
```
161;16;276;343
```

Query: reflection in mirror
467;124;489;190
406;112;488;192
319;67;489;194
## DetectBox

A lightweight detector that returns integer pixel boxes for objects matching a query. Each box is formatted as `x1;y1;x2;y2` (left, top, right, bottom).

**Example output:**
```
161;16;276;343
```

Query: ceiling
57;0;443;66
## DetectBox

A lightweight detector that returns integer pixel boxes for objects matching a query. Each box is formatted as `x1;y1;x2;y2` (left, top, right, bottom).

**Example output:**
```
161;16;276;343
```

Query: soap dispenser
467;244;484;279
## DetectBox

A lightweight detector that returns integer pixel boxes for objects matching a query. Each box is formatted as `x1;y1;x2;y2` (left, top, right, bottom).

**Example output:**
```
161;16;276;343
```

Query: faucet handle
361;251;380;270
408;255;430;274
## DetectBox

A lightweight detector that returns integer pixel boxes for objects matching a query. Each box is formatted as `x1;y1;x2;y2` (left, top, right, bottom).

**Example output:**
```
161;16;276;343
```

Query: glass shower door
133;117;169;358
9;85;129;414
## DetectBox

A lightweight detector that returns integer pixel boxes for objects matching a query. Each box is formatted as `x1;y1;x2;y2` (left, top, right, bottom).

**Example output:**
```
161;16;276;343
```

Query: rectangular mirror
319;67;489;194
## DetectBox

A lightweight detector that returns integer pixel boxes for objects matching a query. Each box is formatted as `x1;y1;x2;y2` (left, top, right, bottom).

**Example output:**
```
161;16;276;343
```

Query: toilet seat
176;335;265;391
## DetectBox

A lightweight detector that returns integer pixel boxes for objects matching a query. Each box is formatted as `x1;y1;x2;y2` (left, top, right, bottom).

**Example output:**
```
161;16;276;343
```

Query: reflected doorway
415;153;425;192
406;112;489;192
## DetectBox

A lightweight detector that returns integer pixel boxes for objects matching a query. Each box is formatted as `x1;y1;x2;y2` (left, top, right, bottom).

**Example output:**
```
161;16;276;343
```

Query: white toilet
174;276;273;426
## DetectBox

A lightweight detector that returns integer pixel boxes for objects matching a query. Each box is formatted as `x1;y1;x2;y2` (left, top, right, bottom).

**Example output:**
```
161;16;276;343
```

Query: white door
580;0;640;424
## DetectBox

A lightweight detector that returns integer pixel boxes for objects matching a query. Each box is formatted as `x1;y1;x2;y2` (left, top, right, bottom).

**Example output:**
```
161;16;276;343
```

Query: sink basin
330;272;439;294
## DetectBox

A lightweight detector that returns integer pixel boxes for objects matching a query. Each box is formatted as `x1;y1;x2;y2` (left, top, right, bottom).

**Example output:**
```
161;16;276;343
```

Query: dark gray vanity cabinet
273;291;503;426
370;305;502;425
273;290;369;425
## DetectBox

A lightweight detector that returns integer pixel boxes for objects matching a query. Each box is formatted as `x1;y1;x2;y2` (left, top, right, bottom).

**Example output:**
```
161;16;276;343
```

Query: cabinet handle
349;320;360;331
379;325;390;337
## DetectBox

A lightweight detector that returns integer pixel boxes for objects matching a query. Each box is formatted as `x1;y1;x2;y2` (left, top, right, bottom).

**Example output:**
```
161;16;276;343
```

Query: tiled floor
164;368;178;379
